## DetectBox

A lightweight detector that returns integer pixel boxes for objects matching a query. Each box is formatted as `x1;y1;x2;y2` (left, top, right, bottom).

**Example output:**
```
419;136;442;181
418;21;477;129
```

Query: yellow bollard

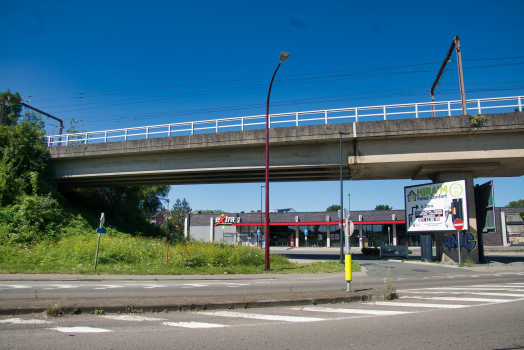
345;254;352;282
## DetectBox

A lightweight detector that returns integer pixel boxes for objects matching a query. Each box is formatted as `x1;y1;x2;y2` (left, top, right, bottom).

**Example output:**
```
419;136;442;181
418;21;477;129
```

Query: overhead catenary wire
73;81;524;124
35;61;524;114
27;55;524;100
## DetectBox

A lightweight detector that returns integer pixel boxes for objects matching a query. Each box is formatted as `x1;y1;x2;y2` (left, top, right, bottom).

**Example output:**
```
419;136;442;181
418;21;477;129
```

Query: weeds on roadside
384;266;399;300
45;305;63;317
124;305;142;314
459;257;476;267
90;309;104;315
70;304;81;315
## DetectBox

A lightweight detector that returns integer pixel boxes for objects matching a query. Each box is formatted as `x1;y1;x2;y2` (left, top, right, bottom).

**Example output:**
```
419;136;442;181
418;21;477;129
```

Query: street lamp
265;52;290;271
260;185;265;248
340;131;349;264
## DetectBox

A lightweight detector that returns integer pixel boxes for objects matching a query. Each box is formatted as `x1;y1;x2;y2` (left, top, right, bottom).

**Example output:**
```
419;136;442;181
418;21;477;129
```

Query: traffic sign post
94;213;105;270
345;220;354;291
453;219;464;231
454;219;464;265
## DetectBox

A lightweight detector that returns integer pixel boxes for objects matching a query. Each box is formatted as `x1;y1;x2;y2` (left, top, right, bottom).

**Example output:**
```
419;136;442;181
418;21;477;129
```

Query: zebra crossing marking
292;307;412;316
408;287;524;292
0;318;54;324
103;315;166;321
401;296;513;303
48;326;112;333
197;311;325;323
401;291;524;297
371;301;467;309
162;321;229;328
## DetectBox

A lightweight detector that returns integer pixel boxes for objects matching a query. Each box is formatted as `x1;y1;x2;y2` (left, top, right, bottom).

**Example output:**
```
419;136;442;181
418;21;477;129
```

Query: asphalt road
1;280;524;350
1;255;523;300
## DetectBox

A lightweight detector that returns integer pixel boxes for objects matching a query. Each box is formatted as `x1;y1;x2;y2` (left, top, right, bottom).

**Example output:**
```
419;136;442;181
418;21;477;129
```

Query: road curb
0;289;389;316
386;259;460;268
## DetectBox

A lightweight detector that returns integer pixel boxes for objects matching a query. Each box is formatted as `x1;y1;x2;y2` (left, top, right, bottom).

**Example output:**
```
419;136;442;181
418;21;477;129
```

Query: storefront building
185;210;413;248
184;207;524;248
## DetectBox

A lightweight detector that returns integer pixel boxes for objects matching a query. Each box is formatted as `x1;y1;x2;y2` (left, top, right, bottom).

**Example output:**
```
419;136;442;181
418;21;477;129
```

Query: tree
508;199;524;219
0;112;55;206
61;185;170;237
0;90;23;126
167;198;192;238
199;209;228;214
508;199;524;207
326;204;340;212
0;106;64;244
375;204;393;210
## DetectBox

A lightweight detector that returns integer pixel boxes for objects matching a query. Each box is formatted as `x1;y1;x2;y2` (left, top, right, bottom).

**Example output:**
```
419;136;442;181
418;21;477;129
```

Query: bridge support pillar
433;171;480;264
420;233;433;262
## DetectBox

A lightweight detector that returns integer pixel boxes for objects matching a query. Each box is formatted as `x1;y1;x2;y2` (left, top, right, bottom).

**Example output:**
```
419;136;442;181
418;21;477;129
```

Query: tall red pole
265;61;282;271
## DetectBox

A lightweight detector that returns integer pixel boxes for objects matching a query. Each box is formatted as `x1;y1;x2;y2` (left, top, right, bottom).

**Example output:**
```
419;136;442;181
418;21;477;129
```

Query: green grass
0;234;360;275
459;257;476;267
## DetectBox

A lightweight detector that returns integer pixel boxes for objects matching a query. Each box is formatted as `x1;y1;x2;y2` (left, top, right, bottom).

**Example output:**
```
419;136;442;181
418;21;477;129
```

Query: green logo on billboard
450;182;463;198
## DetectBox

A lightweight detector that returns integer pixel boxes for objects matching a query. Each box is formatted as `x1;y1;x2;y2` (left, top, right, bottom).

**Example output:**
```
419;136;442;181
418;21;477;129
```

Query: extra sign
214;214;241;226
404;179;468;232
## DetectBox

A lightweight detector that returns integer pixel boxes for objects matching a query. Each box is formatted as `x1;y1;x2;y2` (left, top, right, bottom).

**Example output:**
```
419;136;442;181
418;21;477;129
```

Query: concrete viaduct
48;111;524;263
48;112;524;188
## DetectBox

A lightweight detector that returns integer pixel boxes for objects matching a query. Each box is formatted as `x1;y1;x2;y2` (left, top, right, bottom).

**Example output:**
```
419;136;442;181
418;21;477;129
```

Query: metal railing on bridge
46;95;523;147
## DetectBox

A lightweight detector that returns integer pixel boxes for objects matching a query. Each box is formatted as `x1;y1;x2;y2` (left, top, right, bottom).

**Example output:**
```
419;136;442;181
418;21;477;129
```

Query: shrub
0;194;63;245
361;247;380;255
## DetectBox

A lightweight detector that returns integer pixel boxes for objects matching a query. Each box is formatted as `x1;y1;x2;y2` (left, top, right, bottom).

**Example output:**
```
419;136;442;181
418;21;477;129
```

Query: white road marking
162;322;229;328
94;285;125;290
43;284;78;290
372;302;467;309
102;315;166;321
49;326;112;333
416;287;524;292
401;296;512;303
0;318;54;324
140;284;167;289
0;285;31;289
402;291;524;297
197;311;325;323
296;307;412;316
470;284;524;289
181;284;209;288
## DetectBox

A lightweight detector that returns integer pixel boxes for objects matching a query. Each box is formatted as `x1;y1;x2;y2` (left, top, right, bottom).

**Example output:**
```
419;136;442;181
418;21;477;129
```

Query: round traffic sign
454;219;464;231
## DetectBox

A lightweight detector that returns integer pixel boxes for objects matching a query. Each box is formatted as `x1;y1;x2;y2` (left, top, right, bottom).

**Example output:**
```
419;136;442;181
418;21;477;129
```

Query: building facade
185;207;524;248
186;210;409;248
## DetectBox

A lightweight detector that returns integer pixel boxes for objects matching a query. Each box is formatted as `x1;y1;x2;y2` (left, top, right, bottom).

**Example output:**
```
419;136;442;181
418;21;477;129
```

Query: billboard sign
405;179;468;232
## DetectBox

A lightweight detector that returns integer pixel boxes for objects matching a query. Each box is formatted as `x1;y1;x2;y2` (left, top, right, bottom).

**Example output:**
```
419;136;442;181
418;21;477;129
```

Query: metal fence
46;95;523;147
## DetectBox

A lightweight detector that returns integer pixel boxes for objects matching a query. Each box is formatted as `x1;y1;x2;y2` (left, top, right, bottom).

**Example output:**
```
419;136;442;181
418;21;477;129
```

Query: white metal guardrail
46;95;523;147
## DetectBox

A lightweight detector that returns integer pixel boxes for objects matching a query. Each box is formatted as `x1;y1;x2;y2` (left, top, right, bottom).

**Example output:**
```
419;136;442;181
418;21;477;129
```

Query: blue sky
1;0;523;212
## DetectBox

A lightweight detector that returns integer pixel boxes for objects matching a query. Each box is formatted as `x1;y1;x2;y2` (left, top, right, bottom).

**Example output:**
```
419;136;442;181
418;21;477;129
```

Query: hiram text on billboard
404;179;469;232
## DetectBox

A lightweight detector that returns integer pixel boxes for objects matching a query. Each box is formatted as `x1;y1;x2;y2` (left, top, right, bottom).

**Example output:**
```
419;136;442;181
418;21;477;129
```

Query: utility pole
6;97;64;145
430;35;467;117
455;36;467;116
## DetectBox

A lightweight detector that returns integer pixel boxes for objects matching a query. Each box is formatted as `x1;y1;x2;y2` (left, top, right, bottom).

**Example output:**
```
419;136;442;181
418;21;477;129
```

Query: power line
71;81;524;124
29;55;524;101
38;61;524;114
29;61;445;100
